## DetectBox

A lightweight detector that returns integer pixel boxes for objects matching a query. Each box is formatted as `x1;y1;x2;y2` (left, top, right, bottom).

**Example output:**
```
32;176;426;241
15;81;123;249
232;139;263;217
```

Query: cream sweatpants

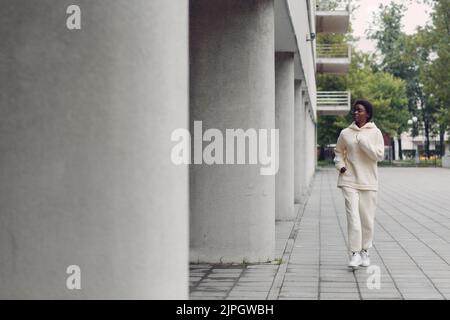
341;186;378;253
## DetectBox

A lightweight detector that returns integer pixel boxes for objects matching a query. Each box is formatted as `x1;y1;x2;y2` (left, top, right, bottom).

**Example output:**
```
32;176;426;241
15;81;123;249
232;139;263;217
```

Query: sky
351;0;433;53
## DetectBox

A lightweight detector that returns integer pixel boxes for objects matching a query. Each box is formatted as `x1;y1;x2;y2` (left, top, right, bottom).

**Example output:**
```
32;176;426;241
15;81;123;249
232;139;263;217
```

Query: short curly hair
353;100;374;122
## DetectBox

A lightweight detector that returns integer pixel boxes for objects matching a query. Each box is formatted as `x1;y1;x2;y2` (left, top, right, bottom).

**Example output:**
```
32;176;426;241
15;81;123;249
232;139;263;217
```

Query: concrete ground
189;167;450;300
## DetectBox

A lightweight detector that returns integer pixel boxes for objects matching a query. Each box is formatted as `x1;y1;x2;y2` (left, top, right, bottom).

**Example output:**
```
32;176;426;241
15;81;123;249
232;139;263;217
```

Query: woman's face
353;104;369;124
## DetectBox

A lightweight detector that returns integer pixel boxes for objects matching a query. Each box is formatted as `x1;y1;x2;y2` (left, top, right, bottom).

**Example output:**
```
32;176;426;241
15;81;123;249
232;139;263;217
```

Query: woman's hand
340;167;347;174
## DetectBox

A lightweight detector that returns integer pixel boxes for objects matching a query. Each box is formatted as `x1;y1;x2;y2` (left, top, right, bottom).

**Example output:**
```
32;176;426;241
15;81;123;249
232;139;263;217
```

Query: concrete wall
304;103;312;189
275;52;295;220
400;132;449;151
305;105;317;188
0;0;188;299
0;0;319;298
294;81;306;204
443;156;450;168
287;0;317;113
286;0;318;190
294;83;317;204
190;0;275;263
443;144;450;168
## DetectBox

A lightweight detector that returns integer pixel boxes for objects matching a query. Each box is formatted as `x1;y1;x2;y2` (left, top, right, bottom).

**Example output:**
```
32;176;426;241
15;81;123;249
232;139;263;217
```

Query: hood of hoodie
348;121;377;131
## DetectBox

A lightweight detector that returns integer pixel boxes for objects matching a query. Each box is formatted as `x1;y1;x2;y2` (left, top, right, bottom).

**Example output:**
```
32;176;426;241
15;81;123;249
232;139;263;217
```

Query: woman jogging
334;100;385;269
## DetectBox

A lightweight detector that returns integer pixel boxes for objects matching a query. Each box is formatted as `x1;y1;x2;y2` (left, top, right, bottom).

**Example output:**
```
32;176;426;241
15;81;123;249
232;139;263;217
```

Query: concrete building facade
190;0;319;263
0;0;349;298
397;131;449;160
1;0;189;300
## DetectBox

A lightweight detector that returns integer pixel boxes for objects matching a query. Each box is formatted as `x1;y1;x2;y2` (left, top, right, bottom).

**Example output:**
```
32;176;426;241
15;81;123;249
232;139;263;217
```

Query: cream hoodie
334;121;385;191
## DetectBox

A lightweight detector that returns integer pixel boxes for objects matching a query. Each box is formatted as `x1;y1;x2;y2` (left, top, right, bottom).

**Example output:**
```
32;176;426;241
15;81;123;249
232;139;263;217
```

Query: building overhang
317;91;351;116
275;0;317;121
316;11;350;33
316;57;350;74
317;106;349;116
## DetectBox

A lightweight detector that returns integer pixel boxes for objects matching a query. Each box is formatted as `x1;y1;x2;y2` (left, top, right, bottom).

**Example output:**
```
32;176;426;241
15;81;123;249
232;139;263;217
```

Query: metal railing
317;91;351;109
316;43;351;59
316;0;350;11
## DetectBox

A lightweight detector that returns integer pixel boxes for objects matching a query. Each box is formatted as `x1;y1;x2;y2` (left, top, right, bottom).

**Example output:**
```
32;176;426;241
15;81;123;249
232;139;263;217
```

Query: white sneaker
360;249;370;267
348;252;362;269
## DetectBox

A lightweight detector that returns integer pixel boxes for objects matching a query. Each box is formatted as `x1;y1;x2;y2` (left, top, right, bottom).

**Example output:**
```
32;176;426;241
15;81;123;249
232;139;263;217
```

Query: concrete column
304;102;310;190
294;81;305;204
314;118;318;170
305;106;315;188
311;114;317;182
394;138;400;160
275;53;295;221
0;1;188;299
314;119;318;170
190;0;275;263
443;143;450;168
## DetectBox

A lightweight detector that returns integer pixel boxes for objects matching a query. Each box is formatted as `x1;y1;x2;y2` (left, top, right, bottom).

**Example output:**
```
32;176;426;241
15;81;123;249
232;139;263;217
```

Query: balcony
317;91;351;116
316;0;350;33
316;43;351;74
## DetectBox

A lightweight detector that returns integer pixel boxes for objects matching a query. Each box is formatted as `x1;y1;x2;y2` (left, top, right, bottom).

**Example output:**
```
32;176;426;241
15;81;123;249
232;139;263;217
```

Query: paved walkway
189;168;450;300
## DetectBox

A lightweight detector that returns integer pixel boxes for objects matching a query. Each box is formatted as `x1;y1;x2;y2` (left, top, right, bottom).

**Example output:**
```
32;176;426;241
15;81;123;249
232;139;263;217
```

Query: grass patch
273;258;284;265
319;159;442;167
318;160;335;167
379;159;442;167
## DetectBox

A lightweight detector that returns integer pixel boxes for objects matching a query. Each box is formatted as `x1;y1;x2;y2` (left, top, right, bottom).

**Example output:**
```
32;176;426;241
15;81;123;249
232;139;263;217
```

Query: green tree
367;2;422;159
405;31;439;158
346;52;409;137
367;2;407;76
418;0;450;156
316;0;409;161
317;51;408;160
367;1;450;158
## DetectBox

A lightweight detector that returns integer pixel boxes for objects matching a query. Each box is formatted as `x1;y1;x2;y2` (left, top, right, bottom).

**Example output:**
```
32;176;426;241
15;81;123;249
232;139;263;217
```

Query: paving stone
320;287;360;293
278;293;318;299
190;169;450;300
190;291;228;297
320;293;360;300
197;281;234;287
